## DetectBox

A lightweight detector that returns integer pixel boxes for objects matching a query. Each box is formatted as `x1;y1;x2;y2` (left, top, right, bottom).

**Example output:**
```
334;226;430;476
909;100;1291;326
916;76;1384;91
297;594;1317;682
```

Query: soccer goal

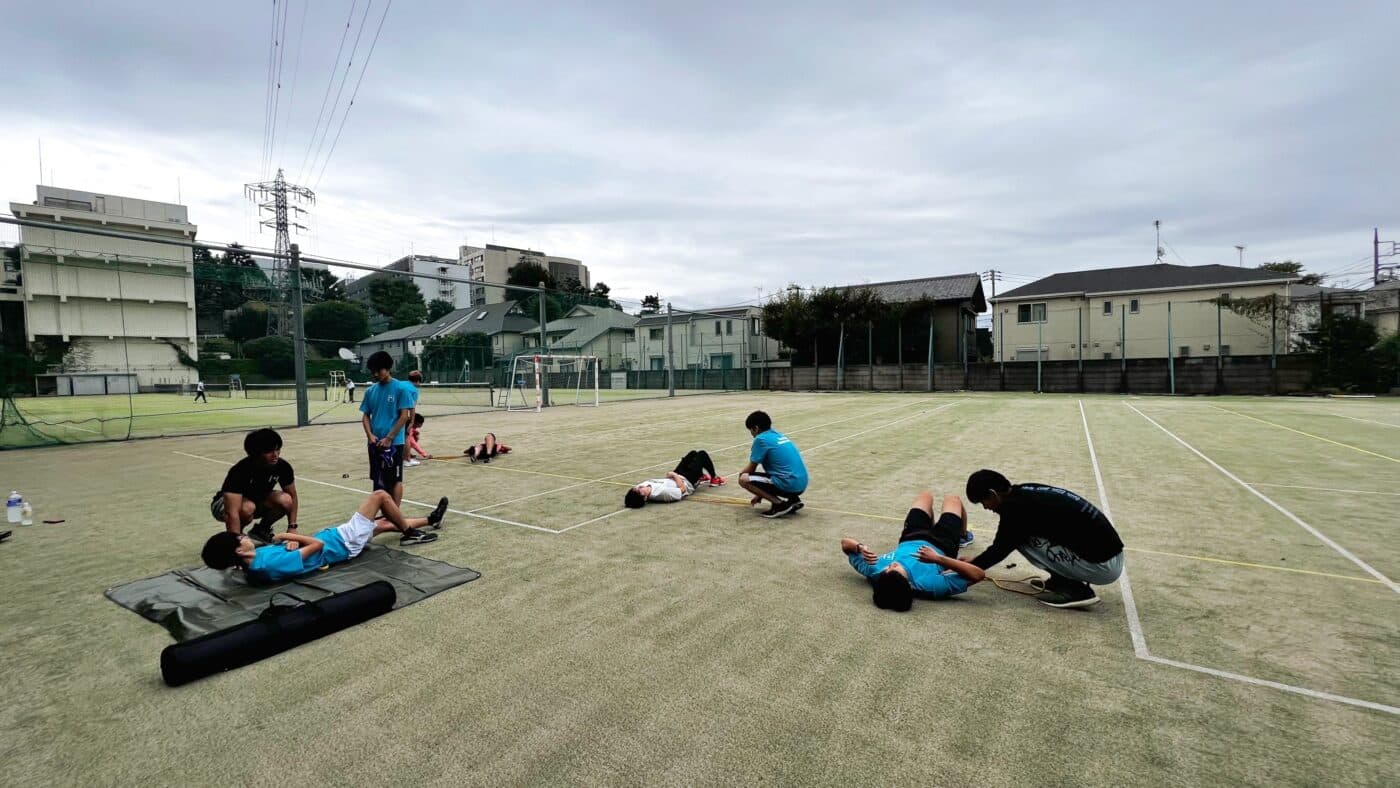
328;371;347;401
501;355;600;411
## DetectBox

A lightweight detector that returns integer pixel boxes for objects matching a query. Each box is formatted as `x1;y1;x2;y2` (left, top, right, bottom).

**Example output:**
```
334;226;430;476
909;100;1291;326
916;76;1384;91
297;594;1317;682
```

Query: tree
194;243;272;328
243;335;296;379
427;299;456;322
304;301;370;355
1299;312;1380;391
640;294;662;315
1259;260;1322;286
390;301;428;329
368;277;425;320
302;268;347;302
507;259;565;323
226;305;269;343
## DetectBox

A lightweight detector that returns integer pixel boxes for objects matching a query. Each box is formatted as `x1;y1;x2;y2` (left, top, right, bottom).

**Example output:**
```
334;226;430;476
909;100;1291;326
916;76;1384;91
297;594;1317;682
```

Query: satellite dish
338;348;357;362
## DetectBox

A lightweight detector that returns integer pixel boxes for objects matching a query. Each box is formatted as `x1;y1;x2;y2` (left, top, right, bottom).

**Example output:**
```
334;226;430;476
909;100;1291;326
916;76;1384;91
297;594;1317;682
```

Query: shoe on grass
400;528;439;545
428;497;448;530
1037;581;1100;609
248;524;275;544
0;530;11;543
761;499;799;519
405;458;421;468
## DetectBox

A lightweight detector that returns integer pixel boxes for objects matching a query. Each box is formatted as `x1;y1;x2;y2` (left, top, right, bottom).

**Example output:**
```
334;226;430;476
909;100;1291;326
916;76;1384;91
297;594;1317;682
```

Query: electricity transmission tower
245;168;315;336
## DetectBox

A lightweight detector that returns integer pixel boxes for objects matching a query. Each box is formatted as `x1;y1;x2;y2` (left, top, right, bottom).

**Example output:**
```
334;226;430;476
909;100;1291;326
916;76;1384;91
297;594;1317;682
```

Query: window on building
42;196;93;211
1103;301;1113;315
649;356;664;370
750;317;761;336
1103;352;1114;360
1016;303;1046;323
649;328;664;341
715;320;722;336
1130;298;1140;314
1178;346;1190;357
726;320;733;336
1220;345;1231;357
1219;292;1231;303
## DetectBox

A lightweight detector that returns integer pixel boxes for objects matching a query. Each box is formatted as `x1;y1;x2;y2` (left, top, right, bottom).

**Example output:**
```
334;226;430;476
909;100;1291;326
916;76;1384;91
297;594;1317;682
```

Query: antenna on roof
1154;220;1165;265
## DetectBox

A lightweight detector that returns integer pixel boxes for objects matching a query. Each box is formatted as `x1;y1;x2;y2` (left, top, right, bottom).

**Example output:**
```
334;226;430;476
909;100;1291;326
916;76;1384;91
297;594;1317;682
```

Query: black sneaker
761;499;799;519
248;524;276;544
1037;580;1100;609
0;530;11;544
400;528;439;546
427;497;449;530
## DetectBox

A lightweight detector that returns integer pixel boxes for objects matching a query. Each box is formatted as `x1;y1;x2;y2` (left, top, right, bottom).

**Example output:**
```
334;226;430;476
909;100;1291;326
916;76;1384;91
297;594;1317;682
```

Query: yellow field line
1125;546;1383;585
1208;405;1399;463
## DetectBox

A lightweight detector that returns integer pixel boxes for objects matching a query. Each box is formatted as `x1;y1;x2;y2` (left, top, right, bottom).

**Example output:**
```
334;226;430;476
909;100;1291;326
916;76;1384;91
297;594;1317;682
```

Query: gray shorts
1020;537;1124;586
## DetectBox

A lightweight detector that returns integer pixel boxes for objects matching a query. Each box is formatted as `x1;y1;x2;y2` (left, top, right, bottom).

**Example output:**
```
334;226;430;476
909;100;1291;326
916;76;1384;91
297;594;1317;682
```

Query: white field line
1077;402;1400;716
172;450;557;534
1124;405;1398;593
468;396;949;514
1077;400;1148;657
1245;482;1400;497
1335;413;1400;430
556;507;630;534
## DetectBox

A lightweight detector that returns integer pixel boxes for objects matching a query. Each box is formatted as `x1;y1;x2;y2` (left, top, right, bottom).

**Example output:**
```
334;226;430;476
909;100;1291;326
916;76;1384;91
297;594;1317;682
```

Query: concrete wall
763;354;1315;395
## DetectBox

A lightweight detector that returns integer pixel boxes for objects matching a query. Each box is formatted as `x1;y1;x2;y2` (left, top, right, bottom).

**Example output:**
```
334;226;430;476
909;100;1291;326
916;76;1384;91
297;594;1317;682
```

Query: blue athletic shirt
749;429;808;493
247;543;326;584
314;526;351;566
847;541;969;599
360;378;419;446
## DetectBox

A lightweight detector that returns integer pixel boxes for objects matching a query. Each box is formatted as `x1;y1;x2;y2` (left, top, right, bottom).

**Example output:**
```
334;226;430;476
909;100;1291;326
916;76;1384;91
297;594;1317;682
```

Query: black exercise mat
106;545;480;641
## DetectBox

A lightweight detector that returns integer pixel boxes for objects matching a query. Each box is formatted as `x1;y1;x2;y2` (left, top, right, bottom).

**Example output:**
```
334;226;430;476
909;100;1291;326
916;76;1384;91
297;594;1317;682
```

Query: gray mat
106;545;480;641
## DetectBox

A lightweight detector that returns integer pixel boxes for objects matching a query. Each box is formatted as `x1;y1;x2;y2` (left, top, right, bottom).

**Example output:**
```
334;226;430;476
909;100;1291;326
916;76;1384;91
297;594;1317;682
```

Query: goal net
501;355;599;411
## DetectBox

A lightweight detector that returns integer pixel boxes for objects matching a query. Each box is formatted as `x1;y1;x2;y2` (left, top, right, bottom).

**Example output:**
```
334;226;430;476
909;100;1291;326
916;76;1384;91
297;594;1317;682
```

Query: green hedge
196;357;351;384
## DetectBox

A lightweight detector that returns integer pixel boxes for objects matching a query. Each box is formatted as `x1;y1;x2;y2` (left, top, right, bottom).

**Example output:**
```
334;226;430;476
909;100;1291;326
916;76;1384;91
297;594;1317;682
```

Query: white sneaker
405;458;421;467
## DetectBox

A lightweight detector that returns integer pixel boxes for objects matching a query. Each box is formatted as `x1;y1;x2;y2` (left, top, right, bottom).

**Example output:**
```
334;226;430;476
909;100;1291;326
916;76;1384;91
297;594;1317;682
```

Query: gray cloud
1;0;1395;306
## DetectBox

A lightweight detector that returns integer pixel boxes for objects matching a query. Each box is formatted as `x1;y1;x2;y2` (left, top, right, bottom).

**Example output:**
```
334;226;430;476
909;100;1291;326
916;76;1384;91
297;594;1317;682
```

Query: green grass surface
0;392;1396;786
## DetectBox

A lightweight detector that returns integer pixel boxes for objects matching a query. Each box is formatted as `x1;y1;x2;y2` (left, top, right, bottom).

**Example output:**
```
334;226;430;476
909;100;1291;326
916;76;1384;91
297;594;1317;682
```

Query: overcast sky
1;1;1395;308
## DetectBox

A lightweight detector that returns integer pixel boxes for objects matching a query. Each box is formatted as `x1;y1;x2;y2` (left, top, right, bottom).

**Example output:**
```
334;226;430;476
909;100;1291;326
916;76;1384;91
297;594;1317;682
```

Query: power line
273;0;310;170
298;0;361;183
264;0;292;178
313;0;394;189
258;0;280;178
303;0;374;184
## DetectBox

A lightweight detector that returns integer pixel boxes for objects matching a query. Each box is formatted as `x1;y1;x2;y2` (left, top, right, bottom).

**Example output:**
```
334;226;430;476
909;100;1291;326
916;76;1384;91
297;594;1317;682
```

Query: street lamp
1235;245;1246;267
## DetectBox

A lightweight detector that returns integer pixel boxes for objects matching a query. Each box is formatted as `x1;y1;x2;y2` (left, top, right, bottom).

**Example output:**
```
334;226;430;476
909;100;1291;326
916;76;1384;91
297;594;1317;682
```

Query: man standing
963;469;1125;609
736;410;809;519
345;377;356;403
210;428;299;543
193;380;207;404
360;352;420;519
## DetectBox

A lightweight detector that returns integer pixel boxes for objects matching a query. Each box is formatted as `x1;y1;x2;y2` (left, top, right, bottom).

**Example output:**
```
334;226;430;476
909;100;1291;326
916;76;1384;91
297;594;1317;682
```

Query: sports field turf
0;392;1396;785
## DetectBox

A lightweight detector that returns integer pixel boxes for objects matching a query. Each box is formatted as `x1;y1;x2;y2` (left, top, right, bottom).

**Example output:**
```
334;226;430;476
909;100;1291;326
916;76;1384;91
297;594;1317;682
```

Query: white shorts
334;512;379;560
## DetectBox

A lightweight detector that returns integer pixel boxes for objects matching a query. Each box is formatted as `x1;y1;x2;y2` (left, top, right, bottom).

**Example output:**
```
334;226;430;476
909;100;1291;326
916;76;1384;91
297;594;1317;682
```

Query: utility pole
1235;244;1245;267
983;269;1002;298
290;243;308;426
245;168;315;336
1154;220;1165;264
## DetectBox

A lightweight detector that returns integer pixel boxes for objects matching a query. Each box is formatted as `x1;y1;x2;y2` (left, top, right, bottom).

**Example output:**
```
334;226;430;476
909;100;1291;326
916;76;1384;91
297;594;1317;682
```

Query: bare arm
738;461;758;476
222;492;244;534
362;412;375;442
274;531;324;561
915;546;986;585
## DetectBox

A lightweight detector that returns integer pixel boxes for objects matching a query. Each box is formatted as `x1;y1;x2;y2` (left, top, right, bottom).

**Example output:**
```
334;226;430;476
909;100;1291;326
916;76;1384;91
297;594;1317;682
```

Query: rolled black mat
160;580;396;687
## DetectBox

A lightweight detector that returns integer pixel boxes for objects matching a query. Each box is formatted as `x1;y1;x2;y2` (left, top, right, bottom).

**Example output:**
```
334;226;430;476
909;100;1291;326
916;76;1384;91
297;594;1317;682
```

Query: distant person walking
345;378;356;403
193;380;208;404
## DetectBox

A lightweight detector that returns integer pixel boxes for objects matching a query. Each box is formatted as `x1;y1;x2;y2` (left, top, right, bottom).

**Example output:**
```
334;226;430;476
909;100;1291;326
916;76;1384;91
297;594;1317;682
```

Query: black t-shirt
220;457;295;502
969;483;1124;570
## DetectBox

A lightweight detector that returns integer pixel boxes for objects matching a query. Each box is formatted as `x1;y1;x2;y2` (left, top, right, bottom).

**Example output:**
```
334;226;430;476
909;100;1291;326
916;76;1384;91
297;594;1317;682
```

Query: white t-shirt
642;477;693;503
346;380;356;390
196;381;204;391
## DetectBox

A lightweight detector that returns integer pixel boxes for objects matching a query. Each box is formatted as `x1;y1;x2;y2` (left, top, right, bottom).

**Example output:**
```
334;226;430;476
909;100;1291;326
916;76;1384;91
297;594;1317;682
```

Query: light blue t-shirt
749;429;808;493
247;543;326;584
360;378;419;446
847;541;969;599
314;526;350;566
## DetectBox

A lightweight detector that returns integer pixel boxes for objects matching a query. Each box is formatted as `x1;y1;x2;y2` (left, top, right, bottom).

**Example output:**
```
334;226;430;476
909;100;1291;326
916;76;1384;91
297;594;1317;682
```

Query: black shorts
209;491;277;522
898;508;963;558
746;474;803;500
368;444;405;491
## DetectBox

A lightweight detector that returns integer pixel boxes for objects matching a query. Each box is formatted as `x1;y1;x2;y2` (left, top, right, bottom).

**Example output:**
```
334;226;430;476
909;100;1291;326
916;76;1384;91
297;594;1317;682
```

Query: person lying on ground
962;469;1124;610
841;490;984;612
624;449;725;508
201;490;447;583
463;432;512;463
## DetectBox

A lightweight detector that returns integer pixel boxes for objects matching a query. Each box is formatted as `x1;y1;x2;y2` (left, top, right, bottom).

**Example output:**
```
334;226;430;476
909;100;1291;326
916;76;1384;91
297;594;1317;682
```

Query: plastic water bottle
6;492;20;524
20;501;33;526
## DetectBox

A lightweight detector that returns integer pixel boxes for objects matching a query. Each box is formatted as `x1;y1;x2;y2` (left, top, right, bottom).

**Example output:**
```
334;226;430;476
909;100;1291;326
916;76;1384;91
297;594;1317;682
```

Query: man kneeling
201;490;447;584
840;491;985;611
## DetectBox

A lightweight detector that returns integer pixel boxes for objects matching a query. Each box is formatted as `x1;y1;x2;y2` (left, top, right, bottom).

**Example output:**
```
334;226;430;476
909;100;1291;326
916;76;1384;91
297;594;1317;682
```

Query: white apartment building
345;254;473;310
10;186;199;387
458;244;589;306
626;306;785;370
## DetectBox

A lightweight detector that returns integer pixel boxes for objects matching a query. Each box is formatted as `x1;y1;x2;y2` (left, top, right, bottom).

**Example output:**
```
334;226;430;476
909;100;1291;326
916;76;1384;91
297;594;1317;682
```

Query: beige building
10;186;199;387
992;264;1301;361
522;304;637;369
458;244;589;306
626;306;786;370
1365;279;1399;337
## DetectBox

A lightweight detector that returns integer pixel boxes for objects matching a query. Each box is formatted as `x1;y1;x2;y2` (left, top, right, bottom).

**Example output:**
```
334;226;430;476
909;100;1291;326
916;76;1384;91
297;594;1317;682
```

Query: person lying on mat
840;490;984;612
624;450;725;508
201;490;448;583
209;428;299;543
463;432;511;463
962;469;1124;610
